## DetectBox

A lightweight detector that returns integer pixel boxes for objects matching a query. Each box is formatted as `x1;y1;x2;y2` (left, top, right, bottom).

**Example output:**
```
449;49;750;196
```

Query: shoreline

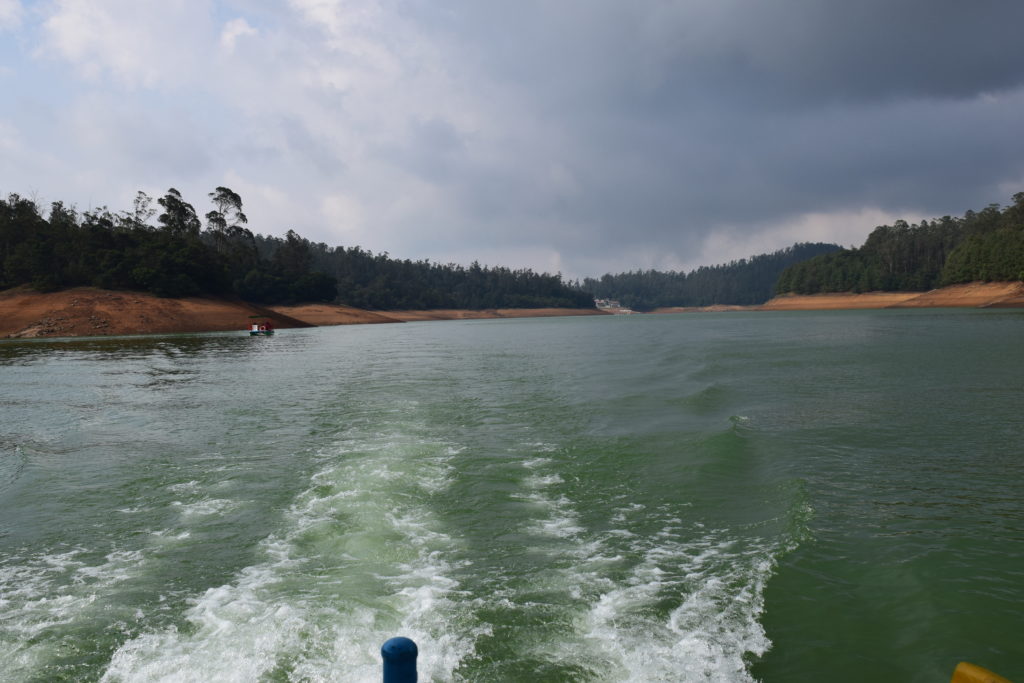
759;281;1024;311
0;287;609;339
2;282;1022;339
0;287;315;339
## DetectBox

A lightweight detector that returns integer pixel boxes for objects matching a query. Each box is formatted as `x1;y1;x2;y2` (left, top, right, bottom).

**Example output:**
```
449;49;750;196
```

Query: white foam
171;498;236;517
101;434;482;682
166;480;200;494
0;546;149;679
149;529;191;542
569;529;776;682
73;549;146;585
516;453;587;541
493;450;780;681
526;473;564;487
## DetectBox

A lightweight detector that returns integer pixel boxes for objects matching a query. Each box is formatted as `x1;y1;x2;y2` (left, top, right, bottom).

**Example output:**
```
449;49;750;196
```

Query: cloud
0;0;22;31
4;1;1024;279
692;207;928;270
444;1;1024;108
0;118;21;154
220;18;257;54
64;93;214;180
39;0;217;87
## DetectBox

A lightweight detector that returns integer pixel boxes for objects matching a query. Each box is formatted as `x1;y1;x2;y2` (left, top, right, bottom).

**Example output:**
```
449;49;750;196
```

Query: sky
2;0;1024;279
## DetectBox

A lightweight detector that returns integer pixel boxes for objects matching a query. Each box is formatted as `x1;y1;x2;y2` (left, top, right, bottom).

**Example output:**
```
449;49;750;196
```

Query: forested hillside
256;235;593;310
0;189;592;310
578;243;841;310
777;194;1024;294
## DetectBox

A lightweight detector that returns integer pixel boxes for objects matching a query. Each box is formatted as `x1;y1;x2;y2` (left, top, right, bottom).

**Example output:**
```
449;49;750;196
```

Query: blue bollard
381;637;418;683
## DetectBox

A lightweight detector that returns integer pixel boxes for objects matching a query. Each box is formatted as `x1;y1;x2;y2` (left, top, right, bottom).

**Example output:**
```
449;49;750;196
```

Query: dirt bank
888;281;1024;308
762;282;1024;310
0;287;312;339
0;288;609;339
760;291;921;310
269;304;610;325
8;281;1017;340
267;303;401;326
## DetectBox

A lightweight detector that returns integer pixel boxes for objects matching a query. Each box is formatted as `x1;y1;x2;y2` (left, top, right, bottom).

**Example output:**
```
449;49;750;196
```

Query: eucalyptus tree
124;191;157;230
204;186;258;278
157;188;201;237
205;186;248;236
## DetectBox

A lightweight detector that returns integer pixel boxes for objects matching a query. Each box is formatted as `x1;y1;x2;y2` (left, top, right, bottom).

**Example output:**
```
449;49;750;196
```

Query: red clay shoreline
649;282;1024;313
2;282;1022;339
0;287;610;339
756;281;1024;311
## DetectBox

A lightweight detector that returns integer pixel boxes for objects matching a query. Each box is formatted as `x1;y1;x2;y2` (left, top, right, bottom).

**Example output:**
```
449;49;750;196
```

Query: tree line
576;243;842;310
775;193;1024;294
0;188;593;310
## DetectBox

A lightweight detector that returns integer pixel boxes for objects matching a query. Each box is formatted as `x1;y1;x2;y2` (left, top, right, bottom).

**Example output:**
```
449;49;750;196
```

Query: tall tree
157;188;201;237
205;186;248;236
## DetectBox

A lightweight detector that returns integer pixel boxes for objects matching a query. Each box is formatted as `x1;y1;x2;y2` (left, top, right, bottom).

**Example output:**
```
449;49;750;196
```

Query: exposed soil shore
0;287;316;339
0;287;607;339
759;291;920;310
266;303;401;326
269;305;610;324
761;282;1024;311
3;282;1021;339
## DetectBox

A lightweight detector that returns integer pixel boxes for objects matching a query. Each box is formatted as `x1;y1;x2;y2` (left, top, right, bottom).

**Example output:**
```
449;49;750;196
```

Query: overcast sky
2;1;1023;278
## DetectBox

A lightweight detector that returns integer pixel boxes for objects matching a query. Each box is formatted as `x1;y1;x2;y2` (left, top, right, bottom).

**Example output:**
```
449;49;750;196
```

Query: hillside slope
0;287;316;339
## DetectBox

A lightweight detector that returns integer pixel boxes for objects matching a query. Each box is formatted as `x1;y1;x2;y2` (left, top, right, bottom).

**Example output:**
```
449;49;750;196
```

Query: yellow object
951;661;1013;683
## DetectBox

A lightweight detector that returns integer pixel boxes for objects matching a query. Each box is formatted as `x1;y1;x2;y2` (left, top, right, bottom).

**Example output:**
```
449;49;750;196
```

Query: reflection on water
0;332;265;365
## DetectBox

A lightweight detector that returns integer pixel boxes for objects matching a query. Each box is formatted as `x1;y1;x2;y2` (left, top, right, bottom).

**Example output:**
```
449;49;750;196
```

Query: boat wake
102;408;486;682
495;449;782;682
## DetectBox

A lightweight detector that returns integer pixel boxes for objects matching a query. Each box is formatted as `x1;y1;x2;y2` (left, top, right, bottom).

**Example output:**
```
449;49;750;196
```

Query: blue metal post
381;637;418;683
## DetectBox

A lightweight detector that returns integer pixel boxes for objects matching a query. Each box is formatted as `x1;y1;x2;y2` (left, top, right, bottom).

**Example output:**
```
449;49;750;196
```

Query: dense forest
9;187;1019;312
777;194;1024;294
0;188;593;310
578;243;842;310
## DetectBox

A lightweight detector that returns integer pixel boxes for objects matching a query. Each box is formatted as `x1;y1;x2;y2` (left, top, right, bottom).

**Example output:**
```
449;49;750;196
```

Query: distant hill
579;242;842;310
776;194;1024;295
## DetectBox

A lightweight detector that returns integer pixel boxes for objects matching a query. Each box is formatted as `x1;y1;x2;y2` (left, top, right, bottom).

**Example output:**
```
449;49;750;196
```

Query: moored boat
249;320;275;336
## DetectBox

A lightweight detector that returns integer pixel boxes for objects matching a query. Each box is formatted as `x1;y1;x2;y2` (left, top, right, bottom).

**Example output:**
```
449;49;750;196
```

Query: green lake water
0;309;1021;681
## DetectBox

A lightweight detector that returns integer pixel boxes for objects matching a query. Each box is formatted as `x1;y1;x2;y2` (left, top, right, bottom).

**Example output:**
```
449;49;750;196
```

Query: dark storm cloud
11;1;1024;277
378;117;467;183
403;0;1024;271
439;0;1024;105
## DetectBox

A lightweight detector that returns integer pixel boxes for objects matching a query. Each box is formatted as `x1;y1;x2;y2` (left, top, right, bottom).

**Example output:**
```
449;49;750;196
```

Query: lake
1;309;1021;681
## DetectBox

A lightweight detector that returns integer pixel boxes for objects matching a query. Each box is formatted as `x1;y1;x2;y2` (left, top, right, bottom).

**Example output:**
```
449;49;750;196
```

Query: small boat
249;320;275;336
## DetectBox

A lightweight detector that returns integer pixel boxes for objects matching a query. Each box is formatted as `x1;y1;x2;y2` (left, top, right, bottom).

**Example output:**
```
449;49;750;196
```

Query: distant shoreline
268;303;611;325
645;281;1024;314
0;287;609;339
757;281;1024;311
2;282;1022;339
